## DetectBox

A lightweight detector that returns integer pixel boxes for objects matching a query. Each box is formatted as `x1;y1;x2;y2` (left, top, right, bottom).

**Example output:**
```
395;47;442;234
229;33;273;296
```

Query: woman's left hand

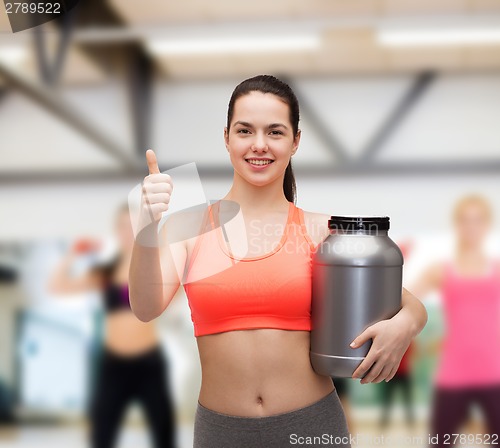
350;312;414;384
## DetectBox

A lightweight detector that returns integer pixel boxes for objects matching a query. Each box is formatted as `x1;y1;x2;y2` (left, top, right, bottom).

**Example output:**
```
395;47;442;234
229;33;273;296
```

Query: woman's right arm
129;149;186;322
408;261;444;300
47;249;102;295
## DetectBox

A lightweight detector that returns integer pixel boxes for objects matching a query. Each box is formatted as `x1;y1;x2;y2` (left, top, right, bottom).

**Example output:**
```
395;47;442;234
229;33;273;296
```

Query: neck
225;171;290;212
456;242;484;259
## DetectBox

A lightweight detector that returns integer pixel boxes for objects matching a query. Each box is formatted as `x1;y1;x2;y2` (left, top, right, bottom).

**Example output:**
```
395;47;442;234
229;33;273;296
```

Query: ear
291;129;301;156
224;127;230;152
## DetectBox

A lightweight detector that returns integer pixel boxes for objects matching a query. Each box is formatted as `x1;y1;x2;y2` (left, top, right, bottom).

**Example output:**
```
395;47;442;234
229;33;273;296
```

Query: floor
0;406;489;448
0;422;194;448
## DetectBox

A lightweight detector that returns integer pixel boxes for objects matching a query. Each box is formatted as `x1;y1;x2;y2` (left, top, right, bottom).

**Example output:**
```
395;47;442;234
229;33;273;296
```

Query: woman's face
115;210;135;252
224;91;300;189
454;202;491;249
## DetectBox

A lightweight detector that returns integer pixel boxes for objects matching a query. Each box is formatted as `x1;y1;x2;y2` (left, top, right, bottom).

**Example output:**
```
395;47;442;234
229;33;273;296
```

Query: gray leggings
193;390;351;448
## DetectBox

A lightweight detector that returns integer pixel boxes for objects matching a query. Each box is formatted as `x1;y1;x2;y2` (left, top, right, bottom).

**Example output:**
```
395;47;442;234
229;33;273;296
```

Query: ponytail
283;160;296;203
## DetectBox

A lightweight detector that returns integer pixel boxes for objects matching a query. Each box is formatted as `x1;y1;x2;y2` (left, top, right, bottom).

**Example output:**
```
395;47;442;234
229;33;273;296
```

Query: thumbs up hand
139;149;173;229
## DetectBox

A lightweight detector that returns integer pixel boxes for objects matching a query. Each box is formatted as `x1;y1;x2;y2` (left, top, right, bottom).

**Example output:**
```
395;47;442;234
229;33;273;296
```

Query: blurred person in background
378;341;416;429
48;204;176;448
130;75;427;448
378;239;417;430
411;194;500;447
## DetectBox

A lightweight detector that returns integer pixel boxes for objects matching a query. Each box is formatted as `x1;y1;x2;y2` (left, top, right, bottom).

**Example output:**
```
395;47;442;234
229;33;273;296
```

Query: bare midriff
104;311;159;356
197;328;334;417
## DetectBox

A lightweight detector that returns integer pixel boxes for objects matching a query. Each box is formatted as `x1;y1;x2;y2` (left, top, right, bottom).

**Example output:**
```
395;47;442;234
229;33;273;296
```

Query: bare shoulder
421;259;446;288
429;260;446;281
302;210;331;247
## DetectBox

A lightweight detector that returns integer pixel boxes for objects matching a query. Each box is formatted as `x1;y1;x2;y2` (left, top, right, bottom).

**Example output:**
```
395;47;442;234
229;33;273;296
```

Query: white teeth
247;159;272;166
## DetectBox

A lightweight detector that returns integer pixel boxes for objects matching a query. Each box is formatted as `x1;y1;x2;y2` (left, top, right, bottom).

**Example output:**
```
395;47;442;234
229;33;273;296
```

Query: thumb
146;149;160;174
350;325;375;349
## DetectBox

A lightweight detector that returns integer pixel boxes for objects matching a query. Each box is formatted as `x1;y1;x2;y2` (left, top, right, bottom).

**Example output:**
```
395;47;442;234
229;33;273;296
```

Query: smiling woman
224;75;300;203
129;74;427;448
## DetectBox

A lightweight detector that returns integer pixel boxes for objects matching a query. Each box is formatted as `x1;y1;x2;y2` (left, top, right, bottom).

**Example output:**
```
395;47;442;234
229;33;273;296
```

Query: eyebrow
233;121;289;130
233;121;252;128
269;123;288;130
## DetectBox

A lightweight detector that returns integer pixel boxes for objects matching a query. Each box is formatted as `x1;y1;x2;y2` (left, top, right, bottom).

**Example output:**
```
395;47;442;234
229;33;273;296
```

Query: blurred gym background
1;1;500;447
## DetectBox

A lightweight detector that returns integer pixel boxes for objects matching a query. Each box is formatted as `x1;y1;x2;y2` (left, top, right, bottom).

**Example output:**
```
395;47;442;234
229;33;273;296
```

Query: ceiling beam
0;87;8;104
32;7;78;86
284;77;350;163
125;49;153;157
3;14;500;44
0;61;139;171
1;160;500;185
358;70;437;162
44;0;156;159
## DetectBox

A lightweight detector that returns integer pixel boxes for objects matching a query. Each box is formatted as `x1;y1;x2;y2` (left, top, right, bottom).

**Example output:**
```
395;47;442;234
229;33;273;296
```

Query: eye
237;129;251;134
270;130;283;135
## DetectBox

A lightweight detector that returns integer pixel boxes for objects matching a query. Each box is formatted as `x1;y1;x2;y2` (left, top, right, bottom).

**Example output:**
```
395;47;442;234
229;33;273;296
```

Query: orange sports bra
183;201;317;337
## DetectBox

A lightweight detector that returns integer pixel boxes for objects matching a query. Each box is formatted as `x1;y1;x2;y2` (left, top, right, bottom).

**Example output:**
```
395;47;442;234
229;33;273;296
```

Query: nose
251;133;268;153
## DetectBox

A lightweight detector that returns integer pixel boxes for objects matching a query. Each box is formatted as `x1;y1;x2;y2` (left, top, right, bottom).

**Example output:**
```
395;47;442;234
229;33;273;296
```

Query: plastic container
310;216;403;378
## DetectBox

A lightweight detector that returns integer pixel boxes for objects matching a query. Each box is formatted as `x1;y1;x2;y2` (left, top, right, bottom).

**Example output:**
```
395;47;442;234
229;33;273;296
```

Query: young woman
49;205;176;448
411;195;500;447
130;75;427;448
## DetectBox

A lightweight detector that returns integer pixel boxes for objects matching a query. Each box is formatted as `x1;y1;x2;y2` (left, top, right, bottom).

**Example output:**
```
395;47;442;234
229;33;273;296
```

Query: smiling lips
246;158;274;166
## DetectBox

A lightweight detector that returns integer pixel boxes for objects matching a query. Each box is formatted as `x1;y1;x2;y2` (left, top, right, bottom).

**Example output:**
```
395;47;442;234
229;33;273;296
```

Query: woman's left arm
350;287;428;384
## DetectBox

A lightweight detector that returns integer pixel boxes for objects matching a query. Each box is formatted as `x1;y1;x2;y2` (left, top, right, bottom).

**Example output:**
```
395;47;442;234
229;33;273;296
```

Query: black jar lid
328;215;390;231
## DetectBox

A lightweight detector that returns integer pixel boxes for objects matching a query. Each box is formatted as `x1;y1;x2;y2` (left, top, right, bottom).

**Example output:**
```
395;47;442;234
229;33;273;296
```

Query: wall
1;74;500;240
